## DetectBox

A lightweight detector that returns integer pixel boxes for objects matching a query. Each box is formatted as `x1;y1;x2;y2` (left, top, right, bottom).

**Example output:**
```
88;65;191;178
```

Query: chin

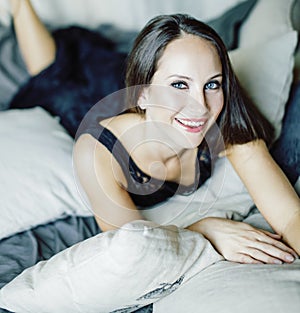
179;134;205;150
175;127;207;148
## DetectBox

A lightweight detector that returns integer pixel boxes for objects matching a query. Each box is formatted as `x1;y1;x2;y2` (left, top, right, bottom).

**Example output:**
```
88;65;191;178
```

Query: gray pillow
207;0;257;49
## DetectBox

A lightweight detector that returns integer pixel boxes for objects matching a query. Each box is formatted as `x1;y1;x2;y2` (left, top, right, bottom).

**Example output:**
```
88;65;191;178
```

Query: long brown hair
125;14;273;147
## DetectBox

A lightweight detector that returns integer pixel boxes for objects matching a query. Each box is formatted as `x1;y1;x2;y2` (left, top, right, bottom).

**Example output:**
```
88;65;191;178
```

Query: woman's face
139;34;224;149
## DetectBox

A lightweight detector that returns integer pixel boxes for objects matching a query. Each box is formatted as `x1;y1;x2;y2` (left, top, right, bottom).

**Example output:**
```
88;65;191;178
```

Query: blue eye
205;81;221;90
171;81;188;90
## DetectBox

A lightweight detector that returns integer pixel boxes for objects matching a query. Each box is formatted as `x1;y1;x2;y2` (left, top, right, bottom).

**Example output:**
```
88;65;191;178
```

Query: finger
260;230;281;239
236;253;264;264
251;242;295;263
256;233;298;260
268;240;299;260
246;247;284;264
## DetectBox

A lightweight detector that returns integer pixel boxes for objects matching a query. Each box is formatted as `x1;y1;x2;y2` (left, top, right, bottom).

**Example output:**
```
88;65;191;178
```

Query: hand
190;217;298;264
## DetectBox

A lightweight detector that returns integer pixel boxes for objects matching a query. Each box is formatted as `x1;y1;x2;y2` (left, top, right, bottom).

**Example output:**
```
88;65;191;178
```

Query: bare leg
10;0;56;76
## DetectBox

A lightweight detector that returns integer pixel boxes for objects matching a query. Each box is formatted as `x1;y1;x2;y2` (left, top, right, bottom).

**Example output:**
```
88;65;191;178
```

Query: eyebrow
168;73;223;81
209;73;223;80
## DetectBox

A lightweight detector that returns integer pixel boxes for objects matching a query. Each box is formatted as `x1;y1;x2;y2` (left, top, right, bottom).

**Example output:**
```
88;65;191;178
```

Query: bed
0;0;299;312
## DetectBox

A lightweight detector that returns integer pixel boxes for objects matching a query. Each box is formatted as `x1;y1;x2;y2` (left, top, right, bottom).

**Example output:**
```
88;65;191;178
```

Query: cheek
147;106;174;121
207;93;224;118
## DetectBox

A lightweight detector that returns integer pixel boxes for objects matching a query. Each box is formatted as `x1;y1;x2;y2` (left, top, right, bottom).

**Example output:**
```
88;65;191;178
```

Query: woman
10;0;300;264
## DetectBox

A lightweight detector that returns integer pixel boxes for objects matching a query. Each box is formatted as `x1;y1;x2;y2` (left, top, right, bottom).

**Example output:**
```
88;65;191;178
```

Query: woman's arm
188;139;299;264
226;140;300;254
73;134;144;232
10;0;56;75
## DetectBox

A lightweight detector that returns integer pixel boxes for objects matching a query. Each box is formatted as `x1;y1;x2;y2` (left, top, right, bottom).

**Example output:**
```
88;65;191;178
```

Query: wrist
282;211;300;256
188;217;215;237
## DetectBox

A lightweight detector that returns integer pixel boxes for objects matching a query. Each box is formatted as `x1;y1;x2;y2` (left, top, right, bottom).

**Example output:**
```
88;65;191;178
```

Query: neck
144;121;190;159
120;114;198;182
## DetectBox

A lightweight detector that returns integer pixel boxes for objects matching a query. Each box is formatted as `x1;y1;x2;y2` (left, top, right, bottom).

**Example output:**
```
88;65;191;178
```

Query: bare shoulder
74;133;98;160
74;130;128;190
99;113;143;136
74;112;141;162
73;134;102;183
74;132;116;167
73;112;143;184
73;132;124;190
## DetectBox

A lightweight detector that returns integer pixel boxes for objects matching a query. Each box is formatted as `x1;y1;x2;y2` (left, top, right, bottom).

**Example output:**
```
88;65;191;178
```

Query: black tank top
79;116;212;208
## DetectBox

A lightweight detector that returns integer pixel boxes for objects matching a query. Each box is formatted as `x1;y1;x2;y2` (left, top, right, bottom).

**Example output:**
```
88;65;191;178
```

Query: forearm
10;0;56;75
226;140;300;250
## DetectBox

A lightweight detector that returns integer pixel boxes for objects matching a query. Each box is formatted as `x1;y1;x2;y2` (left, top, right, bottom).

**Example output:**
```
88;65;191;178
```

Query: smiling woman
9;0;300;264
74;14;300;262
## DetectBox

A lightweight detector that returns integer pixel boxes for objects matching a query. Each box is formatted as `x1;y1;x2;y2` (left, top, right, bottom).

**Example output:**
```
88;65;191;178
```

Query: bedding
0;221;223;313
0;0;299;312
0;107;91;240
155;260;300;313
154;209;300;313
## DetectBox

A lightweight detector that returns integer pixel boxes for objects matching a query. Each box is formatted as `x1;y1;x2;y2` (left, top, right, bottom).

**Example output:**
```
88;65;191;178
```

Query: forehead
156;34;221;74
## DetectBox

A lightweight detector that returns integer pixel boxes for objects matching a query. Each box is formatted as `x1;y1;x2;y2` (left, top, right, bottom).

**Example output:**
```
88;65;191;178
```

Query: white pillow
229;31;298;140
0;220;222;313
237;0;298;140
0;107;91;240
154;258;300;313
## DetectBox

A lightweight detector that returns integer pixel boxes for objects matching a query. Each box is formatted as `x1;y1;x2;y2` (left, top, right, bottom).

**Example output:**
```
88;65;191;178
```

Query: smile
175;118;207;133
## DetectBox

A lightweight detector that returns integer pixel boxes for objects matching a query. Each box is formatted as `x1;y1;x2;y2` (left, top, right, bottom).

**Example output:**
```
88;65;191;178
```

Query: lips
175;117;207;133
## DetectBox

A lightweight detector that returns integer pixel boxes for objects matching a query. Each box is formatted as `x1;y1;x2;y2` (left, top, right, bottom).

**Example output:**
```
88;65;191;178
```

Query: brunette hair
125;14;273;146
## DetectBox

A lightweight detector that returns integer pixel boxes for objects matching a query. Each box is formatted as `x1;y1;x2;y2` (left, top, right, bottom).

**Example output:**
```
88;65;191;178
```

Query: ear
137;87;149;110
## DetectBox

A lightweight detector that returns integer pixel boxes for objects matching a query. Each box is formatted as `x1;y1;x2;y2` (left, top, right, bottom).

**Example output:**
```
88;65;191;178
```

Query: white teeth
177;119;204;127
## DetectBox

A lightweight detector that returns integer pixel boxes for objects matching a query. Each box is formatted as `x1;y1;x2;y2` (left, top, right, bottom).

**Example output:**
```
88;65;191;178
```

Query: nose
192;88;207;108
183;89;208;116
